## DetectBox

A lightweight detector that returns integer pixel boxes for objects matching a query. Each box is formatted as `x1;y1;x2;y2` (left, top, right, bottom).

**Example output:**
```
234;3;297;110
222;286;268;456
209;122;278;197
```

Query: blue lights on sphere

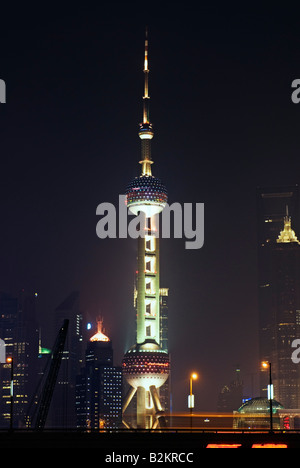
125;175;167;216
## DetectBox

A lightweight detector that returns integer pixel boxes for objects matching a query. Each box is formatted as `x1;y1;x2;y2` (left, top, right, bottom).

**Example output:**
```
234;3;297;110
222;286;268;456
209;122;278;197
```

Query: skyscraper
159;288;169;353
256;185;299;246
217;367;243;412
75;319;122;430
269;213;300;408
122;30;170;429
257;186;300;408
0;290;39;428
50;291;83;427
159;288;171;418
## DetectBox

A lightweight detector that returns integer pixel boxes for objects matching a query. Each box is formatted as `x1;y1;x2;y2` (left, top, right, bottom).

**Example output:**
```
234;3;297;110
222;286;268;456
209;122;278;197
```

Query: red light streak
206;444;241;449
251;443;287;448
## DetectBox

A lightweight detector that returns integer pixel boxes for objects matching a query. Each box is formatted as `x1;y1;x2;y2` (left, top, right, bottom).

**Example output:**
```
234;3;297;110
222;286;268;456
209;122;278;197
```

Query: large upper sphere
125;175;168;217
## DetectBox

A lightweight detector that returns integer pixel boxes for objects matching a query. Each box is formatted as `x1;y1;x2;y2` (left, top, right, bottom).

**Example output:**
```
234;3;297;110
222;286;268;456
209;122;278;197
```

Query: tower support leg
137;386;146;429
122;386;137;415
122;386;137;428
149;385;167;428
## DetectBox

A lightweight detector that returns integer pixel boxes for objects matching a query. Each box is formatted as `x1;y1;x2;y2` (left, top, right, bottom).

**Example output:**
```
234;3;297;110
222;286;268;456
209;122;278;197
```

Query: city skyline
1;3;300;414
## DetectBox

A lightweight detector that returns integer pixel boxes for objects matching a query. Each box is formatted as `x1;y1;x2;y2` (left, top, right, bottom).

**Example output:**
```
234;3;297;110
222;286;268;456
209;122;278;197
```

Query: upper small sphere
139;123;154;140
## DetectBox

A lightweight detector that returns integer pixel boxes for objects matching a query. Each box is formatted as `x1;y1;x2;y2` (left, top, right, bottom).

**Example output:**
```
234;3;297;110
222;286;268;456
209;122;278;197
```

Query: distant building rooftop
237;397;284;414
90;318;110;342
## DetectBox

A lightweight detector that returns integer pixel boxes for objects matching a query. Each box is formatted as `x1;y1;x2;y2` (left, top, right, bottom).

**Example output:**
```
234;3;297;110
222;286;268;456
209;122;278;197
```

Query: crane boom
35;319;69;430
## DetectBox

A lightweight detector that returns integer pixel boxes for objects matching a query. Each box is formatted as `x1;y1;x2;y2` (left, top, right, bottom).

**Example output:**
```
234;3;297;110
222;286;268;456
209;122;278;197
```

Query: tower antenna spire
139;26;154;176
144;26;149;72
143;26;150;123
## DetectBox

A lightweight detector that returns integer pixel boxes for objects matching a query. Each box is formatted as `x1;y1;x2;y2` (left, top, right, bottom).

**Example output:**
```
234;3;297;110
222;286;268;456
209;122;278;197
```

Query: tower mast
143;26;149;123
139;27;154;177
123;29;169;429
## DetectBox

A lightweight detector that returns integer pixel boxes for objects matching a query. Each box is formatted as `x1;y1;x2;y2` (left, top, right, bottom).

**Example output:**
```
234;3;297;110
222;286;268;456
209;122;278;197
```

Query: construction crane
34;319;69;430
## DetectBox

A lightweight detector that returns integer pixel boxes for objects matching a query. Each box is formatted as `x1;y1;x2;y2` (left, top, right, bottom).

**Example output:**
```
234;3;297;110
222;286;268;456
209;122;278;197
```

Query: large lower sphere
122;342;170;390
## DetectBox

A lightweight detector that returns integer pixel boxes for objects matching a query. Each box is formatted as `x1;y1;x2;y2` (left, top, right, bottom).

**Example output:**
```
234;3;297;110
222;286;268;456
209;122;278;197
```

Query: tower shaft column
136;218;160;345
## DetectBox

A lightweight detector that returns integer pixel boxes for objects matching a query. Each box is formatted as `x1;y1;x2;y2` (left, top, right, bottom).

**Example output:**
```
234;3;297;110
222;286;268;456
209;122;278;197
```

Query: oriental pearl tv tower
122;29;170;430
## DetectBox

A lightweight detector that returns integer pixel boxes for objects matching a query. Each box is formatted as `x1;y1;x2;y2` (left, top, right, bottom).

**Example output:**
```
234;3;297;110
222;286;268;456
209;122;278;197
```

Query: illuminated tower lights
122;29;170;429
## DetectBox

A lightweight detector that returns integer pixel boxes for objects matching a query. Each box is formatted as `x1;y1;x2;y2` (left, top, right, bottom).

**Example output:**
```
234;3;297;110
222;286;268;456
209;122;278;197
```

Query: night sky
1;2;300;412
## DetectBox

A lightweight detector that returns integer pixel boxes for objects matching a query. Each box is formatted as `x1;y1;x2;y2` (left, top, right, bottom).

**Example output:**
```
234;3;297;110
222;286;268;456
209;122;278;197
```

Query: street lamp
6;356;13;431
262;361;273;432
188;372;198;429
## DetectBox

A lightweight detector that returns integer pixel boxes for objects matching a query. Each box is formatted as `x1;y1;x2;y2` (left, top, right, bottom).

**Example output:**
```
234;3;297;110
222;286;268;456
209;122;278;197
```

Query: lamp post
188;372;198;430
6;356;13;431
262;361;273;432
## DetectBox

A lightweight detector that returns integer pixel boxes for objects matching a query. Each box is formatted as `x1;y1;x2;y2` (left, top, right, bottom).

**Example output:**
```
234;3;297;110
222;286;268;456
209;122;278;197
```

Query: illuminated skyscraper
269;212;300;408
257;186;300;408
76;319;122;429
122;30;170;429
0;291;39;428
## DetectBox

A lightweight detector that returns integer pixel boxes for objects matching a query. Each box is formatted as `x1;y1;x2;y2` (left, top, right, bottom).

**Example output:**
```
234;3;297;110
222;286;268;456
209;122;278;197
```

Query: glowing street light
6;356;13;430
261;361;273;432
188;372;198;430
188;372;198;409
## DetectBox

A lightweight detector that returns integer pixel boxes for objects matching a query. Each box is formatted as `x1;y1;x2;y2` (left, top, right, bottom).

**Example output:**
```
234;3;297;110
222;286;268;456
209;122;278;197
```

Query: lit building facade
270;214;300;408
257;186;300;408
122;30;170;429
0;290;39;428
159;288;171;418
75;319;122;429
159;288;169;353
